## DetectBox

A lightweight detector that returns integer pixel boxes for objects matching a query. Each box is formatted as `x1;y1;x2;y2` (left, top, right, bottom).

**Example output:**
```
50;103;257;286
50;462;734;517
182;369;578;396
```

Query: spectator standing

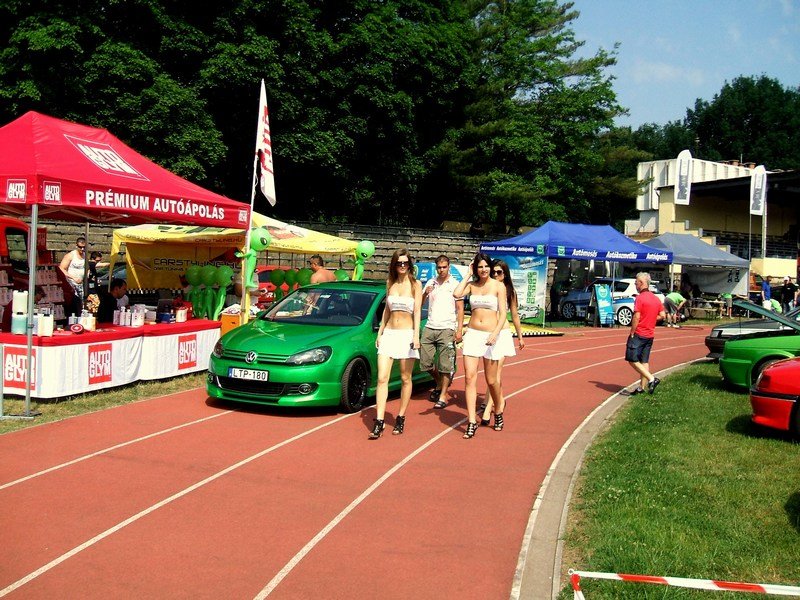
625;272;666;396
59;236;86;316
87;251;109;294
663;289;687;328
369;249;422;439
781;276;797;314
761;275;772;310
420;255;464;410
309;254;337;283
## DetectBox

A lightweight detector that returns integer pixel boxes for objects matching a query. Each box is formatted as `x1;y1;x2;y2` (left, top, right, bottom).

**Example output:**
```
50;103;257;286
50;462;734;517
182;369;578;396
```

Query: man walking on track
625;272;666;395
420;255;464;409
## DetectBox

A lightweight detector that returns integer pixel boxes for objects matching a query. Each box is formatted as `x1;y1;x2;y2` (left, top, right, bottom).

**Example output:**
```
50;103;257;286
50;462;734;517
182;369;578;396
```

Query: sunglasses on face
396;260;409;267
76;245;86;250
492;269;504;275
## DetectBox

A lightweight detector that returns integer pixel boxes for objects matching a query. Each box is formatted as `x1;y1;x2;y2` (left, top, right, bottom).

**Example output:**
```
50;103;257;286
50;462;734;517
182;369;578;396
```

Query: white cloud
631;60;705;87
727;23;742;44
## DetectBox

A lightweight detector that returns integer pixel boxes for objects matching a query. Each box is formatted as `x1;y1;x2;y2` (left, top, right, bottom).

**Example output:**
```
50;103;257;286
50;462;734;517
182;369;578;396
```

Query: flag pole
240;81;264;324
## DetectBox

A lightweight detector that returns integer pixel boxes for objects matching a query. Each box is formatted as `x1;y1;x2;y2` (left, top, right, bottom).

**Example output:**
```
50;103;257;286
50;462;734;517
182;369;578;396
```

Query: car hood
221;318;361;356
733;300;800;333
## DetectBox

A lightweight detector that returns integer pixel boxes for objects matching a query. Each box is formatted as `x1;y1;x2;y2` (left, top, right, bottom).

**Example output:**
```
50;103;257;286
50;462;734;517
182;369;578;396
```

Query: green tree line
2;1;798;231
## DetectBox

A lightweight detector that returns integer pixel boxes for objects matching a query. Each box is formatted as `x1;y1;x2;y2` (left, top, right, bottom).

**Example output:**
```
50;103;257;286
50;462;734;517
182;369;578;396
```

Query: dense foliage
1;3;795;230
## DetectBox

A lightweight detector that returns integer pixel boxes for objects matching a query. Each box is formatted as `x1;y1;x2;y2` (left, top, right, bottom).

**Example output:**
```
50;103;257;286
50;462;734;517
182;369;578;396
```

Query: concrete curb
512;360;704;599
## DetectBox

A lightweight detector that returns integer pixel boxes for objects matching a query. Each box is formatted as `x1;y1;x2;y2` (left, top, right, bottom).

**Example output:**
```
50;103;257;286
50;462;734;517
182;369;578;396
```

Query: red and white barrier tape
570;570;800;598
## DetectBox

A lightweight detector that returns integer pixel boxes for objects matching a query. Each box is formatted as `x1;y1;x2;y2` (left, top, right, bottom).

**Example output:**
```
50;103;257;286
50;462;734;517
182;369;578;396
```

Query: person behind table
479;259;524;426
420;254;464;410
369;249;422;439
625;272;666;396
663;288;687;328
59;236;86;316
453;252;507;439
86;251;109;294
780;276;797;314
97;278;128;323
309;254;337;284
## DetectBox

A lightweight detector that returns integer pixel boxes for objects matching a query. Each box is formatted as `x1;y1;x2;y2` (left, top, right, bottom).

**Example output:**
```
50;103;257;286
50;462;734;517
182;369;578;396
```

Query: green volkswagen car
719;300;800;389
207;280;430;412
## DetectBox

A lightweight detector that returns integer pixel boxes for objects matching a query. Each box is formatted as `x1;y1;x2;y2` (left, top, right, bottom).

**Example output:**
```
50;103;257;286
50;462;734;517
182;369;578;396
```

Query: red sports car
750;357;800;434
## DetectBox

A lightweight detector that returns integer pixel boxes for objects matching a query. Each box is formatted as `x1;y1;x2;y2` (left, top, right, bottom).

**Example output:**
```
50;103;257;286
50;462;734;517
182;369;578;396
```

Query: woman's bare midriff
467;308;499;332
386;311;414;330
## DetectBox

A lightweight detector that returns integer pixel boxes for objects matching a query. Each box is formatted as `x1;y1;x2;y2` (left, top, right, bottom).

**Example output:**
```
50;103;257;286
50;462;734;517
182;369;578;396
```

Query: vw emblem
245;351;258;364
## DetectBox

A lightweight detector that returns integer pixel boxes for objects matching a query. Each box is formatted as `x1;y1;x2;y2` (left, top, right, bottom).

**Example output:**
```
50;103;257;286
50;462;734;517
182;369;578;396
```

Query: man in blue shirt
761;275;772;309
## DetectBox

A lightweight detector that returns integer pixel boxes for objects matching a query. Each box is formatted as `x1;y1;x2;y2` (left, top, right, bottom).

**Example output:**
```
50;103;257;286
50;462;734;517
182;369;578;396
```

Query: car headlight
213;341;223;358
286;346;332;365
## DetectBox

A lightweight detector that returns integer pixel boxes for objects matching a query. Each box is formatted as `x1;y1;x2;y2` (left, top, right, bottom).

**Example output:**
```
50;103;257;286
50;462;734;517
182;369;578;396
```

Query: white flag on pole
674;149;692;205
749;165;767;216
255;80;276;206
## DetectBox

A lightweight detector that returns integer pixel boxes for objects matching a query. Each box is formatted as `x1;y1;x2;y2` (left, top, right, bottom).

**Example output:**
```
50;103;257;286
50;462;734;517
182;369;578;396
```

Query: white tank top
387;295;414;314
67;251;85;281
470;294;498;311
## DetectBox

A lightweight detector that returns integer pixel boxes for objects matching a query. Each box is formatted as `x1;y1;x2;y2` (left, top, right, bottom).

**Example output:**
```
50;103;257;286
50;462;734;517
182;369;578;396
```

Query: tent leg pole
24;205;37;418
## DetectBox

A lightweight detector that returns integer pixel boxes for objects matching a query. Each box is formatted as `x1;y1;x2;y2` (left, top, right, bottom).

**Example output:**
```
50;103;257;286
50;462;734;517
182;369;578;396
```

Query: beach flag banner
674;149;693;205
749;165;767;216
255;79;276;207
570;569;800;598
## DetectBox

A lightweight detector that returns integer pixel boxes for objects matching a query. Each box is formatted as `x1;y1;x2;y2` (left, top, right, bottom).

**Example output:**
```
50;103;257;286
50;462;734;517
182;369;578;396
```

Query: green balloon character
297;267;312;286
211;266;235;319
185;266;203;310
353;240;375;281
269;269;286;302
284;268;297;289
334;269;349;281
235;227;271;289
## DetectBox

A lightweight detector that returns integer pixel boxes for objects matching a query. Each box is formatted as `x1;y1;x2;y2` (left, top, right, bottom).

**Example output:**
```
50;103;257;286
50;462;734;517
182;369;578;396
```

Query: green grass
560;362;800;599
0;373;205;435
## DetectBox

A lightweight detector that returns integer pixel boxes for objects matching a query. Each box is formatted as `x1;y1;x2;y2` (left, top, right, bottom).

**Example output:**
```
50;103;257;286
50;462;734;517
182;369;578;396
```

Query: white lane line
0;412;355;598
255;340;704;598
253;423;459;599
0;411;232;492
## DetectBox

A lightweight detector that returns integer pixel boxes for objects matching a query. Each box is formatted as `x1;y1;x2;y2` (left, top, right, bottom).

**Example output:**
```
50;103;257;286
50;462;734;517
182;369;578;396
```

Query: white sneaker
674;324;680;329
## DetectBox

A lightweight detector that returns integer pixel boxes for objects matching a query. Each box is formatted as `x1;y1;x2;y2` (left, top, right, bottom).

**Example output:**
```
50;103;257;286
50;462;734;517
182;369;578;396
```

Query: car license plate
228;367;269;381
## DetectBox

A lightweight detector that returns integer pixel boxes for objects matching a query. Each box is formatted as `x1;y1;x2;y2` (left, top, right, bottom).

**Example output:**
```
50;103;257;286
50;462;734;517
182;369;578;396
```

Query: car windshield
262;288;377;326
733;299;800;332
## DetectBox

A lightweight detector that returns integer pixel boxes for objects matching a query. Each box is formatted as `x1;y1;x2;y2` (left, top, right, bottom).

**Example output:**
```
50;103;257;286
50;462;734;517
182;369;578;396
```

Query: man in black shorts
625;273;666;395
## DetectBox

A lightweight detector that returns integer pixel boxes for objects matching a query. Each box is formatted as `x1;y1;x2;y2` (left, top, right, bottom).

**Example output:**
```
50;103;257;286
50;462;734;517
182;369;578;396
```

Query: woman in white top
453;253;507;439
370;249;422;439
480;259;524;426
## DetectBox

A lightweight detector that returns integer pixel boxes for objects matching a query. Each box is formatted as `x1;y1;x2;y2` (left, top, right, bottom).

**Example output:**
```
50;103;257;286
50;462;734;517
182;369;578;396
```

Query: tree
430;0;624;232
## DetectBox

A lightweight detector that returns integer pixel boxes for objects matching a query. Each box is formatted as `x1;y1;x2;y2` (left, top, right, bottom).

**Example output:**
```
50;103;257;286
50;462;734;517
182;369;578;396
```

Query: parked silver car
558;278;665;323
705;306;800;360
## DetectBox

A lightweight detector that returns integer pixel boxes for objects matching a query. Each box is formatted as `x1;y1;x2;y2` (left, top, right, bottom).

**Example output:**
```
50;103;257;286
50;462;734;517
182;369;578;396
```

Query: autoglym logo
6;179;27;203
63;134;149;181
43;181;62;204
238;209;249;225
178;334;197;370
88;343;113;384
3;346;36;390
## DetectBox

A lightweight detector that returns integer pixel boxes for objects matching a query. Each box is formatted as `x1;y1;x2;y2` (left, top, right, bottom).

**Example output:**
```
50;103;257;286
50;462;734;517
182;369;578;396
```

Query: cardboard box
220;313;241;336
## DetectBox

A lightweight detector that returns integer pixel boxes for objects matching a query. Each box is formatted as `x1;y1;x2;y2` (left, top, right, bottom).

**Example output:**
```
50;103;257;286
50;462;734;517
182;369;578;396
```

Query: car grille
213;376;316;398
220;348;289;364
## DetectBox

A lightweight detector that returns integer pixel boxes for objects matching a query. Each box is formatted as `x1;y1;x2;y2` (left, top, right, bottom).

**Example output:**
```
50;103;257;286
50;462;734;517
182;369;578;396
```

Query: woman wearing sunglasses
453;252;507;438
370;249;422;439
479;259;525;426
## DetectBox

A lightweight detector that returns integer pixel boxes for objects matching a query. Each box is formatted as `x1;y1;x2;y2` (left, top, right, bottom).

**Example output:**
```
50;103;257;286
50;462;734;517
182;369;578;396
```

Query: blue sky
569;0;800;128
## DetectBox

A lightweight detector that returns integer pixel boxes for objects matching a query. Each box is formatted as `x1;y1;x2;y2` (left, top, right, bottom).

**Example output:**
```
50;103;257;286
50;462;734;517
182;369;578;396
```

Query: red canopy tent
0;111;251;415
0;111;250;227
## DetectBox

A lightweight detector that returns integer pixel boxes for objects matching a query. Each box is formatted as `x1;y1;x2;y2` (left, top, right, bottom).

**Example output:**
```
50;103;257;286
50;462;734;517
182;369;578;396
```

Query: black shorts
625;333;653;363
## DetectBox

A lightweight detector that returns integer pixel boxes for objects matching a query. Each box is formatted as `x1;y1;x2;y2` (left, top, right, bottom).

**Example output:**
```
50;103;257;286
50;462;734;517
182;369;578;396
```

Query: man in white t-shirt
420;255;464;409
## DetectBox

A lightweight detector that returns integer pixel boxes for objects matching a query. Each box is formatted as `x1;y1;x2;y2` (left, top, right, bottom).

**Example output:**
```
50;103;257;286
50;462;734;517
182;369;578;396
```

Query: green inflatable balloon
356;240;375;260
269;268;285;286
216;265;235;287
200;264;218;287
297;267;312;286
251;227;271;252
284;269;297;286
334;269;349;281
185;265;202;286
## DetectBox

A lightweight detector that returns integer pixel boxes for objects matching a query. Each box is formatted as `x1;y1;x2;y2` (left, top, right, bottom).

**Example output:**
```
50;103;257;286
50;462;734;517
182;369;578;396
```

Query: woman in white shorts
453;253;507;439
370;249;422;439
480;259;525;426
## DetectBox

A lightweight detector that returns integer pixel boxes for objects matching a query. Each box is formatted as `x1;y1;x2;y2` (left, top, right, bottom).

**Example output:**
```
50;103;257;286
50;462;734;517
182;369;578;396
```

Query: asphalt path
0;325;712;599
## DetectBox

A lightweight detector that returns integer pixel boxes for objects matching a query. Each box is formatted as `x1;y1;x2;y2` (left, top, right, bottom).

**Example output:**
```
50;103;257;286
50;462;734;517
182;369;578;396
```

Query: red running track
0;326;712;599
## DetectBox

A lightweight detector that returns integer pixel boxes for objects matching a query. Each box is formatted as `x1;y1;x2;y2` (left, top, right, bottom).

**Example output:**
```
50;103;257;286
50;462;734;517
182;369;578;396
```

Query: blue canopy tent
479;221;673;325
